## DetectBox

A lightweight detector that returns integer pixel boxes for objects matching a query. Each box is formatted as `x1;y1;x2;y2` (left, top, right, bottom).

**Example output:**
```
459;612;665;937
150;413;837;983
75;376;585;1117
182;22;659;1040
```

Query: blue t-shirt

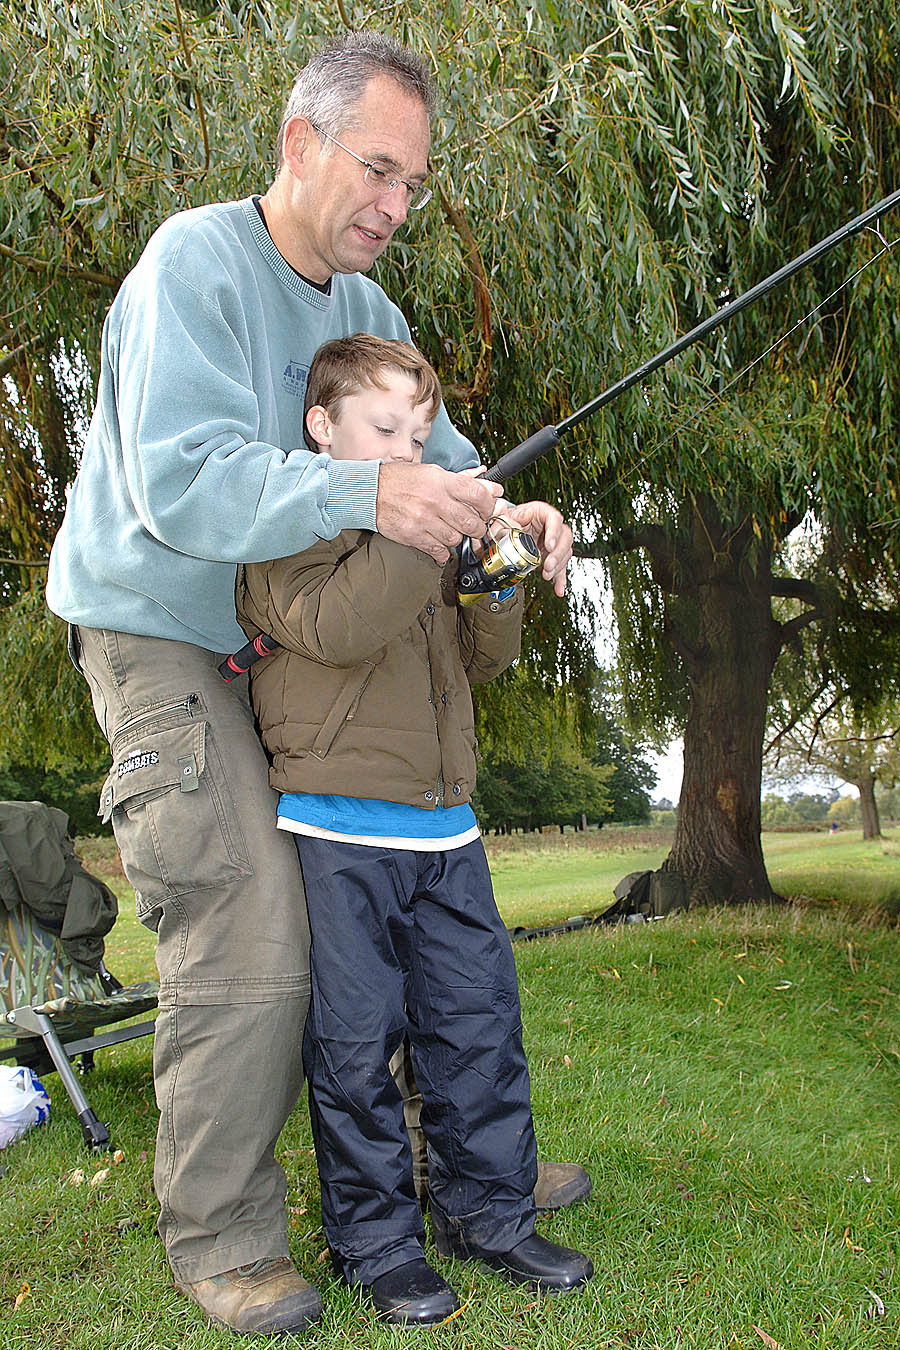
277;793;479;851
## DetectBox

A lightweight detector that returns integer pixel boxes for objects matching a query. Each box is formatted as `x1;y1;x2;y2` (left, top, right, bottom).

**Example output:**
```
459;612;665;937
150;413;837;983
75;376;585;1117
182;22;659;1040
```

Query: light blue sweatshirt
47;197;477;652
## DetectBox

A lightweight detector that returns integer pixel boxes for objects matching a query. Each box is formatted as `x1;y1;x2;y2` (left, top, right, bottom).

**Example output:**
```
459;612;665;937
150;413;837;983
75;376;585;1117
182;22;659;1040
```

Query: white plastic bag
0;1065;51;1148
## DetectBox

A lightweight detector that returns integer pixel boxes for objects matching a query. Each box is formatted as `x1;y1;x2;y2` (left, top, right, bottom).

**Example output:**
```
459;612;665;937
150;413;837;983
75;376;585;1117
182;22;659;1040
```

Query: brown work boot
176;1256;322;1335
409;1140;592;1216
534;1161;593;1213
396;1046;592;1216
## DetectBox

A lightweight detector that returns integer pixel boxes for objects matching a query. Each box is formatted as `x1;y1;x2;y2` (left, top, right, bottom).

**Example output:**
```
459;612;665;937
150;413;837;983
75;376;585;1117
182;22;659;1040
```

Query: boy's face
306;369;433;463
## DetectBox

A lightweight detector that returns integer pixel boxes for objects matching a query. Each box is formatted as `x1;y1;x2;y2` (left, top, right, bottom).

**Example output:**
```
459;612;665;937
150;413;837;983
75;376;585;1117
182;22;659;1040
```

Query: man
47;31;587;1337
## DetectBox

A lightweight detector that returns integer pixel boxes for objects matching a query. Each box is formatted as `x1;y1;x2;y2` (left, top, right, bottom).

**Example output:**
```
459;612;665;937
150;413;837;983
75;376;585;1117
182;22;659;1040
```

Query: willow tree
2;1;899;897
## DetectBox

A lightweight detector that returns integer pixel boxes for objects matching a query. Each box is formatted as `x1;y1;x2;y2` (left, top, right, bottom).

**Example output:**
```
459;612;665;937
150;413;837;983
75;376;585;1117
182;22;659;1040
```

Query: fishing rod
481;184;900;484
220;186;900;680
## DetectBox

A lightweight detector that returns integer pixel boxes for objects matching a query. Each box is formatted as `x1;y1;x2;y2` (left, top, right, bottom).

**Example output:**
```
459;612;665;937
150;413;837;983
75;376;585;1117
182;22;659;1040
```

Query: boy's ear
305;404;333;449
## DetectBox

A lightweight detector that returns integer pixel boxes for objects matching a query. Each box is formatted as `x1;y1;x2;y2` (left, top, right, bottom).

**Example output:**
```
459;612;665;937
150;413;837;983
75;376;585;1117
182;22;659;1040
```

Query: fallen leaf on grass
90;1168;110;1187
112;1149;125;1165
437;1294;474;1325
866;1289;885;1317
68;1168;85;1186
563;1054;572;1068
752;1327;783;1349
14;1282;29;1310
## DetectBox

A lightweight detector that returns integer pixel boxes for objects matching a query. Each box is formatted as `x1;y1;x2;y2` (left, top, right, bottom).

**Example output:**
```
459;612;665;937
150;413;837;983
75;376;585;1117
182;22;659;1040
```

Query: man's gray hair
277;31;437;168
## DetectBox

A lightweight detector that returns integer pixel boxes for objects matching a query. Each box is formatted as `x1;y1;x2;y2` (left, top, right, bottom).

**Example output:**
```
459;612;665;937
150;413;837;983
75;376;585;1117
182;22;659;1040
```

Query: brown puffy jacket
236;530;523;808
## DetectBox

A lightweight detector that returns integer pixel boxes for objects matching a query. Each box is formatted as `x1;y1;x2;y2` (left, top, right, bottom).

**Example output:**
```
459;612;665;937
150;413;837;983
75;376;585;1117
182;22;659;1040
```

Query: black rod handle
218;632;281;682
483;426;560;484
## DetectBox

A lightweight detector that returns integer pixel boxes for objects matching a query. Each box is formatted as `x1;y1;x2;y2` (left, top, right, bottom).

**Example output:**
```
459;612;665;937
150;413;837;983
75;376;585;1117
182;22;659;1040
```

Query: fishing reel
456;515;542;606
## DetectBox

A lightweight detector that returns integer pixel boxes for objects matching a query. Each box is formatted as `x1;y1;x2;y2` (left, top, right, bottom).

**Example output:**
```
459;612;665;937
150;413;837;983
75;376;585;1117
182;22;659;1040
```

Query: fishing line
483;187;900;487
586;226;900;510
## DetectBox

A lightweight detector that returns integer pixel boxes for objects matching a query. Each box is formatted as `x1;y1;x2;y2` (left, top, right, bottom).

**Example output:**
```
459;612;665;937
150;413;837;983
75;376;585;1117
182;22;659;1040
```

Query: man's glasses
310;123;433;210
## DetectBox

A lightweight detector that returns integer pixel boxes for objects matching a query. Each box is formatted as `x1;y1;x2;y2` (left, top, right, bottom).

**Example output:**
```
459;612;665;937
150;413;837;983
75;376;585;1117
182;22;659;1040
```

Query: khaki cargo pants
72;626;312;1284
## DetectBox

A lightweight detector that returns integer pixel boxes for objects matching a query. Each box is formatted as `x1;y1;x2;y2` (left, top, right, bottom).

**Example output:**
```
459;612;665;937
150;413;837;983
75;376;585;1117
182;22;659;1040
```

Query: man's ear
281;116;316;176
305;404;333;450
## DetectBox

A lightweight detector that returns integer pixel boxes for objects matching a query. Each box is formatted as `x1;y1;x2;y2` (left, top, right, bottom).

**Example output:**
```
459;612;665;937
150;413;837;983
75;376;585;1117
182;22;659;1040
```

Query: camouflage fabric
1;904;158;1041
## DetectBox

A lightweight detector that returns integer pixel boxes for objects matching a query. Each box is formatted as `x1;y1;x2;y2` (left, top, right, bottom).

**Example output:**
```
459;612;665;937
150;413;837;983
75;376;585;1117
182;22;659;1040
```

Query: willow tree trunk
856;774;882;839
657;500;783;904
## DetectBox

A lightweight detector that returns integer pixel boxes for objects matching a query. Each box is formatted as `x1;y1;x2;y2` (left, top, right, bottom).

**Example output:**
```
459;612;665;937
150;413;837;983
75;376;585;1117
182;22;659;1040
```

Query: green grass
486;826;670;930
2;833;898;1348
761;831;900;916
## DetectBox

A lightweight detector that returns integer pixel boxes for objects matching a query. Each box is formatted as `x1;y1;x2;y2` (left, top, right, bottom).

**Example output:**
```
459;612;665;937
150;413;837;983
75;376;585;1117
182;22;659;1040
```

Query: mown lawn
484;824;900;929
1;829;898;1349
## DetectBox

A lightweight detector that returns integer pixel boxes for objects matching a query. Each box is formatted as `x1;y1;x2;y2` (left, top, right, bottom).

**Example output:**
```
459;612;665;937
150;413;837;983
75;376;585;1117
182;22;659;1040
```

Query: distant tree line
472;697;656;834
761;787;900;831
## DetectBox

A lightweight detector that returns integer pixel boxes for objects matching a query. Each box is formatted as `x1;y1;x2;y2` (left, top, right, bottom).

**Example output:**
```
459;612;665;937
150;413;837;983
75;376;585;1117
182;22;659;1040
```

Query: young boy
236;335;592;1325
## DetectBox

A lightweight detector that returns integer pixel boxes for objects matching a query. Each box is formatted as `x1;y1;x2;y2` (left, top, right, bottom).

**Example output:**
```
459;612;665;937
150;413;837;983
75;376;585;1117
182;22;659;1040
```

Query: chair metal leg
5;1007;111;1150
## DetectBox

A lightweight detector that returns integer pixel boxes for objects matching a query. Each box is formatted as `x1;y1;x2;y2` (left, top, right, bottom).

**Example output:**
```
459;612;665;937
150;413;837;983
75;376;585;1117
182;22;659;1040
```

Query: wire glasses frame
309;122;433;210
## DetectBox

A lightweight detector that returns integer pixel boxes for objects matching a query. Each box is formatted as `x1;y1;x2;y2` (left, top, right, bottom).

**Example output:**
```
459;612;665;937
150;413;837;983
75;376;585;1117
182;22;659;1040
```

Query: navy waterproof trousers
295;835;538;1285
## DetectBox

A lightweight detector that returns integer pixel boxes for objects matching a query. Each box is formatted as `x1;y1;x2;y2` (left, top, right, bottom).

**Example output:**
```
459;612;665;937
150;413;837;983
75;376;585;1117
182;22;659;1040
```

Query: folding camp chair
0;800;158;1150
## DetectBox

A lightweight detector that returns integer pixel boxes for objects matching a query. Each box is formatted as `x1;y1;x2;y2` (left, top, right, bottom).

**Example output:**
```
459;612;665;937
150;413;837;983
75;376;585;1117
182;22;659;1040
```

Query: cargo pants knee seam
157;1003;185;1255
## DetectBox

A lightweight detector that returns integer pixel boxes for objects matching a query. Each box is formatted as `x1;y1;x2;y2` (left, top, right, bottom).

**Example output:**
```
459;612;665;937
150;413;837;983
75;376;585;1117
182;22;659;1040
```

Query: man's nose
377;182;410;226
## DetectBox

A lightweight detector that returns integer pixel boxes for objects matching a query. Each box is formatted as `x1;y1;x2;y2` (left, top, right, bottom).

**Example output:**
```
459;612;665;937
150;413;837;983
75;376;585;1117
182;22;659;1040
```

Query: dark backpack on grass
604;869;690;922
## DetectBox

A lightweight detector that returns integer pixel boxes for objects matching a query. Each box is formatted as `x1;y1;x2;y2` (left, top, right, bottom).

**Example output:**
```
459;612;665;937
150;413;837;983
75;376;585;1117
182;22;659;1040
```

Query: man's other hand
376;462;503;562
502;500;573;596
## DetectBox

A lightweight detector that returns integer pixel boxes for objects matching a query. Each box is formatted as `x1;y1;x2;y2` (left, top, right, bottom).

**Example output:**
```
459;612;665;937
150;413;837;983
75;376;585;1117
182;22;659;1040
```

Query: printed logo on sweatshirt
282;360;309;399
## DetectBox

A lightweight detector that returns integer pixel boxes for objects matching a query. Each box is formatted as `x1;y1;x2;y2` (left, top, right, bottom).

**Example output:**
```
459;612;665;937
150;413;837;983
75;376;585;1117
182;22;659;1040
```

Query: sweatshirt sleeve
243;534;444;667
457;586;525;683
108;263;379;563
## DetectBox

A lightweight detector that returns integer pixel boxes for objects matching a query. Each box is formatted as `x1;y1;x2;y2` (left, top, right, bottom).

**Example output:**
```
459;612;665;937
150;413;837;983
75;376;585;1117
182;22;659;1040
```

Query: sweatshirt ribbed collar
241;197;334;310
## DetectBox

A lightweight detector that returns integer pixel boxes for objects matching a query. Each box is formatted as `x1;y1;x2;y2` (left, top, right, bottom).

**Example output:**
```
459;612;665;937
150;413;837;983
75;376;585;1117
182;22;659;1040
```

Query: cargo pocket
101;716;253;927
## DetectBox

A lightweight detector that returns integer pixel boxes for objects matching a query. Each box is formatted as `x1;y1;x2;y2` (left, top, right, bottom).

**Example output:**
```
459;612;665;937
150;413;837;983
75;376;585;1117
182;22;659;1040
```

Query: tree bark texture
652;497;784;904
856;774;882;840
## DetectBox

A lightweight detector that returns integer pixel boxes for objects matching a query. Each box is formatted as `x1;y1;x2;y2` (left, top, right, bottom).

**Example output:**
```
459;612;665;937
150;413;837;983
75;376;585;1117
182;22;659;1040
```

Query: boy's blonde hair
304;334;442;449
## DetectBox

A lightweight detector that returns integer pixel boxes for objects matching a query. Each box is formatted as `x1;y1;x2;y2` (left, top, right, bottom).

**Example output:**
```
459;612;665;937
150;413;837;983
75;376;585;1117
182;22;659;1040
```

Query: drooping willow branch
0;242;120;290
437;184;492;403
173;0;210;181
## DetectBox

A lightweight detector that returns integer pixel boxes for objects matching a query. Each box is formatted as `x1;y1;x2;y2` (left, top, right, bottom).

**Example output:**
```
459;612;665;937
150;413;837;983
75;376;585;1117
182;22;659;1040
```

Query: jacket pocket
101;712;252;926
309;663;377;760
